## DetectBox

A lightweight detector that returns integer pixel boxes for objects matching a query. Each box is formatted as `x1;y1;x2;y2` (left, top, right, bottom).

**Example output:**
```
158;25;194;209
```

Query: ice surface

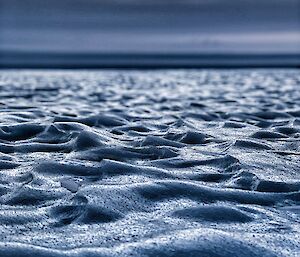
0;69;299;256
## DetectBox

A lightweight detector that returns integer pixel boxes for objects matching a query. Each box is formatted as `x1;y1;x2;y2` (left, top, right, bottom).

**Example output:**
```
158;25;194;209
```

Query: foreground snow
0;69;299;256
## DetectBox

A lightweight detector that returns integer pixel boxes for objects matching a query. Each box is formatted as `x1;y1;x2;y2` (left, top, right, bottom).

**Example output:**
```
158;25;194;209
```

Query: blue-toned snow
0;69;299;256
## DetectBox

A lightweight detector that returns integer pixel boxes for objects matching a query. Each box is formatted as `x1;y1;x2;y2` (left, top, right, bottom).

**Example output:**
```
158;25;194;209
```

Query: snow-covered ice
0;69;299;256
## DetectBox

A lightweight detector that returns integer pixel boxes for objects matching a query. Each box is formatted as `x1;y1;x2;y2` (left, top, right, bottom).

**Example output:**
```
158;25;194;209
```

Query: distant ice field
0;69;299;257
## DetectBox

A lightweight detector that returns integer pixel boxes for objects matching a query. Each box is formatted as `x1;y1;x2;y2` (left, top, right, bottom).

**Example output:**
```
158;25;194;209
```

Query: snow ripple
0;69;299;256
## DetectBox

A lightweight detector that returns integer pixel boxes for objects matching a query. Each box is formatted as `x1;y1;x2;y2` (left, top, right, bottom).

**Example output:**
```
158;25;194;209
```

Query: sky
0;0;299;66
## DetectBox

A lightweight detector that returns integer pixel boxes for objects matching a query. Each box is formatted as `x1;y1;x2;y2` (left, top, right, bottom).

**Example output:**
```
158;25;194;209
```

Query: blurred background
0;0;299;67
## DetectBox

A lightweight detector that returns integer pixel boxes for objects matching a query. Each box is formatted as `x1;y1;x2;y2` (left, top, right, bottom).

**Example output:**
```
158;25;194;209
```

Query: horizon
0;0;299;67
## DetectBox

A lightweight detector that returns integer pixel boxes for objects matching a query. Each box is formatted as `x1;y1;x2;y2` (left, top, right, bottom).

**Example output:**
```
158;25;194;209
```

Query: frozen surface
0;69;299;256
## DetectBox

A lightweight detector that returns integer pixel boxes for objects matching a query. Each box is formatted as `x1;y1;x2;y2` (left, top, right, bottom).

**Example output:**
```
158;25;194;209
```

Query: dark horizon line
1;52;299;69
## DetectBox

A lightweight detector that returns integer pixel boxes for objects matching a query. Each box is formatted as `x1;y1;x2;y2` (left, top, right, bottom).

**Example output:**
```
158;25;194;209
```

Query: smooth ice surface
0;69;299;256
